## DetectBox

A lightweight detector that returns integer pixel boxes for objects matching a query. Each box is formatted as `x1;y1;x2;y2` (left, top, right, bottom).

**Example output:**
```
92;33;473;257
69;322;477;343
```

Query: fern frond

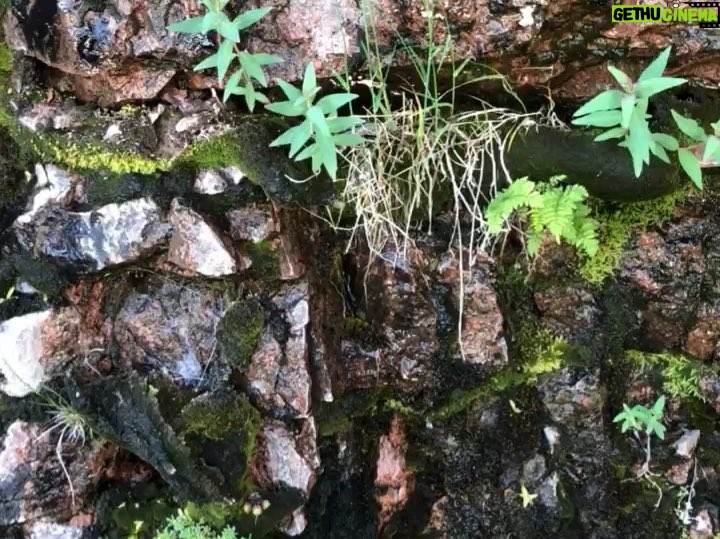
485;177;542;234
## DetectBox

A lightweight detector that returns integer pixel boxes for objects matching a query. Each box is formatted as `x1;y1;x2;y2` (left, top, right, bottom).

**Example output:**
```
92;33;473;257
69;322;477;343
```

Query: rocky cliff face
1;1;720;538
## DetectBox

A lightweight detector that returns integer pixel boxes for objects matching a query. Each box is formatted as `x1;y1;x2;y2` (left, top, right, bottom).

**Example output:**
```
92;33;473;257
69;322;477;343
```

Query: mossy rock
178;116;335;206
244;241;281;283
180;389;261;497
216;298;265;369
577;187;687;285
504;126;684;202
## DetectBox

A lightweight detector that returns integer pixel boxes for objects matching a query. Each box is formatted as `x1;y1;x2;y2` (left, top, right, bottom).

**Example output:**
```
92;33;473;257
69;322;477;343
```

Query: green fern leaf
485;178;542;234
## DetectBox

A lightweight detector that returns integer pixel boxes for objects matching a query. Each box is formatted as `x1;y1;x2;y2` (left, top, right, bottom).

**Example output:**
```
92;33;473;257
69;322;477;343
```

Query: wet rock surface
4;3;720;538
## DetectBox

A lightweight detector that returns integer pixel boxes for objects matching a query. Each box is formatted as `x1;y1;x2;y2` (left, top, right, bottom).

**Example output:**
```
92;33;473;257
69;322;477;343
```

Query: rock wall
0;1;720;538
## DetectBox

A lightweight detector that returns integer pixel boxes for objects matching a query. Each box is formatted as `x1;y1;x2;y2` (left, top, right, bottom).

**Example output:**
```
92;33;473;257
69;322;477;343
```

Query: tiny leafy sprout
265;63;365;181
612;395;667;441
518;484;538;508
671;110;720;190
572;46;687;180
166;1;283;112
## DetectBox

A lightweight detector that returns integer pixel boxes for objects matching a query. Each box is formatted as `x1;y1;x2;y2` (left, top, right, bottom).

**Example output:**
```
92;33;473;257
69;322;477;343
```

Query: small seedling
167;1;282;111
518;484;538;508
266;63;365;180
573;46;720;188
612;395;667;506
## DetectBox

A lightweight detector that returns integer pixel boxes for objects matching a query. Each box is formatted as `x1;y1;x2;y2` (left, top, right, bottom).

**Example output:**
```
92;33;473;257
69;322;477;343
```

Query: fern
154;510;244;539
486;178;543;234
486;175;599;258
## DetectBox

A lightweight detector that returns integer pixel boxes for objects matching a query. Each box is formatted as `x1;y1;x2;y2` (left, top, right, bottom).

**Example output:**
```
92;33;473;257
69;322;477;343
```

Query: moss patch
39;136;169;175
427;330;566;421
181;391;261;445
216;299;265;368
624;349;709;402
578;188;688;285
244;241;281;282
180;390;262;498
176;132;244;172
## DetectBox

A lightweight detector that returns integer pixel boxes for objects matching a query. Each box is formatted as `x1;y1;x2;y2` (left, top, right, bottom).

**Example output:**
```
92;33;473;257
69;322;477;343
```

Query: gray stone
227;207;276;243
166;199;240;277
15;164;81;226
246;283;311;417
15;198;171;272
113;282;225;386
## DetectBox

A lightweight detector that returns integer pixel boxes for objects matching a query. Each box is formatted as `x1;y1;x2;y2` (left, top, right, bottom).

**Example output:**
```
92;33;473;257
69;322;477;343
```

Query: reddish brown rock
0;421;117;528
375;413;412;532
436;251;507;367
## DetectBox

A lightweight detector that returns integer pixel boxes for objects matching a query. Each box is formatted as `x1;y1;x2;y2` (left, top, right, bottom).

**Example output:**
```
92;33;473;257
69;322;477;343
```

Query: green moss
180;391;262;497
428;331;566;421
244;241;280;282
176;132;245;172
181;392;261;445
625;349;708;402
578;188;688;285
216;299;264;368
38;135;170;175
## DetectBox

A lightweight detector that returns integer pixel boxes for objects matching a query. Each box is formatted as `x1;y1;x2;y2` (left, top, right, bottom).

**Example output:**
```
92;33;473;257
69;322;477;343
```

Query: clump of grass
330;0;547;262
36;388;93;510
325;0;556;356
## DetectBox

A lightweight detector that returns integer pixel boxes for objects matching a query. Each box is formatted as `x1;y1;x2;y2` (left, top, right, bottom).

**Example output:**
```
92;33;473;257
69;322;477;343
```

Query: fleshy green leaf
233;7;273;31
594;127;626;142
703;135;720;163
608;66;634;91
215;39;236;82
678;148;703;188
201;11;220;33
671;110;707;142
620;94;636;130
194;51;221;72
634;77;686;99
295;142;317;162
317;133;338;180
265;100;304;117
637;46;672;82
649;141;671;164
223;70;244;102
250;53;284;66
306;105;330;136
332;133;365;147
327;116;364;132
269;120;313;158
302;63;318;98
571;110;622;128
217;18;240;42
167;16;207;35
316;93;358;115
244;82;257;112
573;89;623;118
652;133;679;151
238;51;267;86
277;80;303;102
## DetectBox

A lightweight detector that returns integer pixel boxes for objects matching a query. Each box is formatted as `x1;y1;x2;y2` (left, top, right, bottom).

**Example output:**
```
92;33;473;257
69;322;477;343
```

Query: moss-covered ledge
504;125;686;202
